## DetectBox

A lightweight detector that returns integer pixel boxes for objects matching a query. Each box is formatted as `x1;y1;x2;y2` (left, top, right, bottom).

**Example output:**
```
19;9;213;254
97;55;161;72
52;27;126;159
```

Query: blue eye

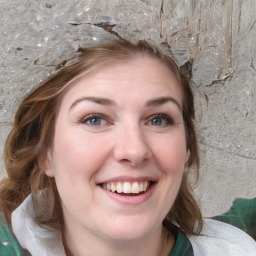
81;114;107;126
88;117;102;125
150;118;164;126
149;114;174;126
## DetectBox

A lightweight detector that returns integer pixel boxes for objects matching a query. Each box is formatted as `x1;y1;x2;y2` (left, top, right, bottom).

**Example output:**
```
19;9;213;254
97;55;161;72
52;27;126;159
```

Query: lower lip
99;183;156;205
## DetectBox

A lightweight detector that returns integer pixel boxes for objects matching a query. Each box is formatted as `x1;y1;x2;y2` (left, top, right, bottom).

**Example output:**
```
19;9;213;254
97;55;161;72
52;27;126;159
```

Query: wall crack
201;142;256;160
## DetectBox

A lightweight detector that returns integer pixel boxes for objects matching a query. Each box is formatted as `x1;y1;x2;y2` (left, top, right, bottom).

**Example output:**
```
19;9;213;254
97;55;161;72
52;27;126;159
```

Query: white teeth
123;182;132;193
116;182;122;193
132;182;140;193
102;181;151;194
110;183;115;192
139;182;144;191
143;181;148;192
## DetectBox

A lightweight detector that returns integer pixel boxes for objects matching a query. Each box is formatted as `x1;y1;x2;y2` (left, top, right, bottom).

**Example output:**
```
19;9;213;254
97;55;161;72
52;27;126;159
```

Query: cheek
52;130;111;177
50;133;108;207
152;134;188;173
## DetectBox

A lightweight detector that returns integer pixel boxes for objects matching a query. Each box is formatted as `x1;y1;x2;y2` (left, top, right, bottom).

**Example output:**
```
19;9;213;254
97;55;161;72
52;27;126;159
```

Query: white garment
12;194;256;256
188;219;256;256
12;194;65;256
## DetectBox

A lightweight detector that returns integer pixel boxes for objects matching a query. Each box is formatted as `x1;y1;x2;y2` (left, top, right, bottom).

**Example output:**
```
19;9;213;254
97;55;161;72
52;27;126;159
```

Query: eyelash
80;113;110;126
80;113;175;128
147;114;175;127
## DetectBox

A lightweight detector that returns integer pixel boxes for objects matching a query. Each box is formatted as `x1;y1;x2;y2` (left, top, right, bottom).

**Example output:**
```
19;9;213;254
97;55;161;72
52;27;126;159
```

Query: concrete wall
0;0;255;217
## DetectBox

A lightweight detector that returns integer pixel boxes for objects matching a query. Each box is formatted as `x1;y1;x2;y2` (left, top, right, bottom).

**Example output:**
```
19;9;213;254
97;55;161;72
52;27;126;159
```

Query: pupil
152;118;162;125
90;118;101;125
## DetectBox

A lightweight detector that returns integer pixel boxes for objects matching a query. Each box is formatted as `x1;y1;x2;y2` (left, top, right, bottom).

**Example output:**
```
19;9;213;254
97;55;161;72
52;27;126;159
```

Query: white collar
12;194;256;256
189;219;256;255
11;194;66;256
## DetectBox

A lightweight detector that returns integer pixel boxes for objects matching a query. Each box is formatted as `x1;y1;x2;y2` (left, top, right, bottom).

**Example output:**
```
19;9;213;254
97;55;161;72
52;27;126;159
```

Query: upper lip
97;176;158;185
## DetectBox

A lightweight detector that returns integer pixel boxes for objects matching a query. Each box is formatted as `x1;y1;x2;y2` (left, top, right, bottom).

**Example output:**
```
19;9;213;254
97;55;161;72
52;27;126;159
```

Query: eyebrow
69;96;182;111
69;97;116;111
145;97;182;110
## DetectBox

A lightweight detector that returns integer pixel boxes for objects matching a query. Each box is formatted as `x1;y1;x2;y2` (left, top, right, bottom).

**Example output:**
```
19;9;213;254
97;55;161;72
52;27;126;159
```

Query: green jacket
214;198;256;240
0;209;29;255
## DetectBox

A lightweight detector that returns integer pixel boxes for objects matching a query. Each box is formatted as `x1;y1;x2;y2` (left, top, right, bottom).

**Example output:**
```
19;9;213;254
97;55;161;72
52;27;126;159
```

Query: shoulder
188;219;256;256
0;206;29;255
214;197;256;240
11;193;66;256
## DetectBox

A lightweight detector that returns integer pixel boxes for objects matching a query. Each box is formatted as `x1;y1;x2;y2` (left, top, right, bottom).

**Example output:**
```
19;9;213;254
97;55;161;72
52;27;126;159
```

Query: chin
102;216;157;241
106;229;149;242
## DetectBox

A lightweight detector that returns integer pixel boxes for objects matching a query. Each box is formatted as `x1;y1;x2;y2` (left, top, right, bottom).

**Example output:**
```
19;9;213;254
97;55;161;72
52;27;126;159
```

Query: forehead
60;54;183;107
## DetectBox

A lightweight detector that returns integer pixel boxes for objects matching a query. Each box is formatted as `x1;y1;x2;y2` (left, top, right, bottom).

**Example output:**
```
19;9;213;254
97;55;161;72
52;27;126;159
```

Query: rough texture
0;0;255;216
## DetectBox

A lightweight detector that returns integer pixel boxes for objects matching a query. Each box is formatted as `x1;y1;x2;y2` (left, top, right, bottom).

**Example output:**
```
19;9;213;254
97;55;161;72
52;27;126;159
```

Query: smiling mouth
100;181;154;196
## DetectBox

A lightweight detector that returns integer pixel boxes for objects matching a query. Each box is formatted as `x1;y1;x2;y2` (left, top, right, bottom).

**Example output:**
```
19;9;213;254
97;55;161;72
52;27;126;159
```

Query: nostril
114;147;151;166
120;158;134;164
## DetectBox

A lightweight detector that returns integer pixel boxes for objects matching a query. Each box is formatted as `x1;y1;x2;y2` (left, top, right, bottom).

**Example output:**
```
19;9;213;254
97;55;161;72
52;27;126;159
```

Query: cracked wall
0;0;255;216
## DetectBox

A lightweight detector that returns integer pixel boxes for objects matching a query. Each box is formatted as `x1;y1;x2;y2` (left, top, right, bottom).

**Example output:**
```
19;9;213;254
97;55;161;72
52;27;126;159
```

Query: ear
185;150;190;163
38;151;55;177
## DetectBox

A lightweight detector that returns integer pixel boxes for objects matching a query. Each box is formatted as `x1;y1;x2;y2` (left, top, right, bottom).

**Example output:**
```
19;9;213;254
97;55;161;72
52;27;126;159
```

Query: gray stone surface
0;0;255;216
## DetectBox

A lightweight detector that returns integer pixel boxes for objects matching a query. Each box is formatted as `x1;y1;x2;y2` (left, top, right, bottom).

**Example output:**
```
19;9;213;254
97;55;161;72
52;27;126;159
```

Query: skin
43;54;189;256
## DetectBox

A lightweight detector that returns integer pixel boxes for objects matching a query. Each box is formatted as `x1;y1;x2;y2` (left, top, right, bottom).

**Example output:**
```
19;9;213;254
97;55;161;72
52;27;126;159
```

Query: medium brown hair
0;39;202;235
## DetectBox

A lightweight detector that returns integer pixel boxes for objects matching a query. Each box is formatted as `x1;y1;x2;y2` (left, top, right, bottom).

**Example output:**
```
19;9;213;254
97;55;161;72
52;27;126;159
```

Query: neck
63;225;174;256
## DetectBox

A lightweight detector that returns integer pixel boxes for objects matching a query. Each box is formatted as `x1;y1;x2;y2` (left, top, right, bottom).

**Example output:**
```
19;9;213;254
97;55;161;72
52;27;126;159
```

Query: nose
113;125;152;166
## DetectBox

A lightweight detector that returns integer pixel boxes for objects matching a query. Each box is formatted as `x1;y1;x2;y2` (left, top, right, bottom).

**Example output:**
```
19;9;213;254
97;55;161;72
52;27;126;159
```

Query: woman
0;39;255;255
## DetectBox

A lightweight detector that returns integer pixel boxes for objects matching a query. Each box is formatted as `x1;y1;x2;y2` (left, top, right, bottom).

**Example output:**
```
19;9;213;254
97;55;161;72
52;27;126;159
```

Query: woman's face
43;55;189;243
